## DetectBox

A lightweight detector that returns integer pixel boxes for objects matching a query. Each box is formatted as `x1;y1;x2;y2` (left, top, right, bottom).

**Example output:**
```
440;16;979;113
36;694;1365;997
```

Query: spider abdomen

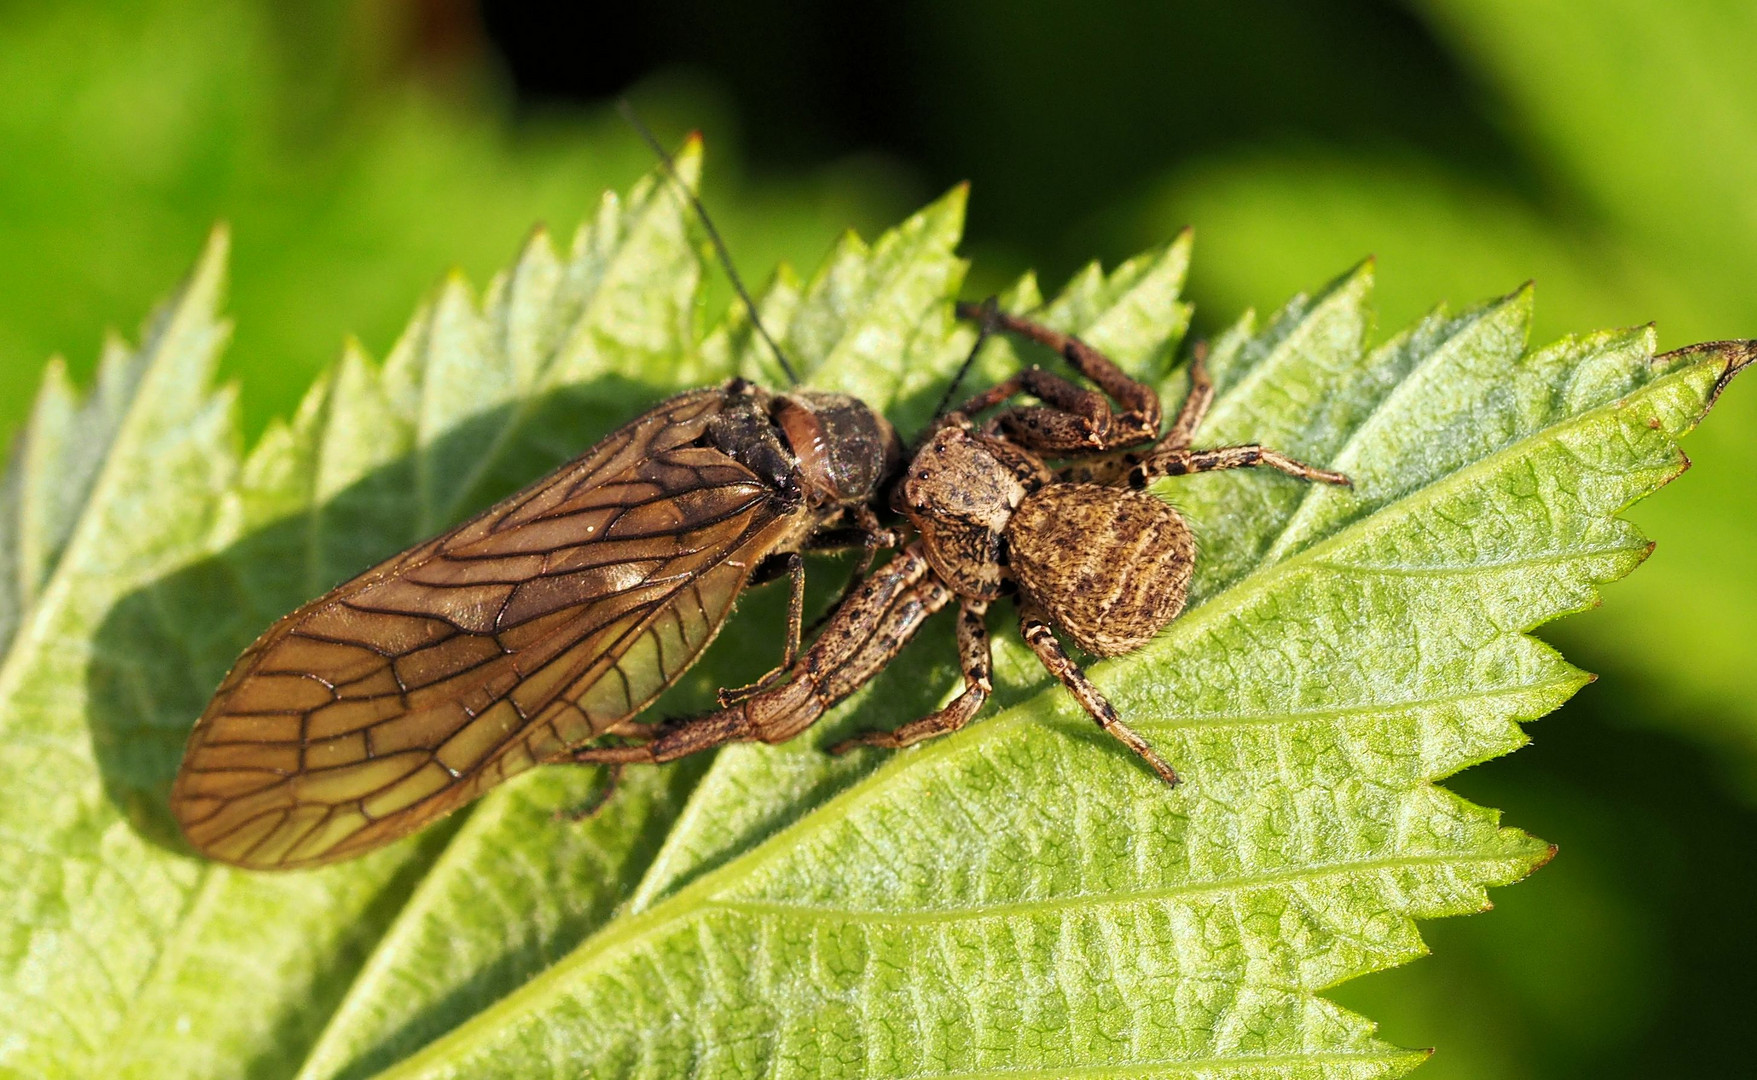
1008;483;1194;657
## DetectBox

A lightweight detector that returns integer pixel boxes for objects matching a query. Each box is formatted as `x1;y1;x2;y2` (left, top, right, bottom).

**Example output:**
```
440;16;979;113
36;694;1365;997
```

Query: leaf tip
186;222;232;307
203;220;232;259
672;132;706;188
1330;254;1375;297
928;180;971;226
36;352;71;388
439;268;476;306
1657;339;1757;406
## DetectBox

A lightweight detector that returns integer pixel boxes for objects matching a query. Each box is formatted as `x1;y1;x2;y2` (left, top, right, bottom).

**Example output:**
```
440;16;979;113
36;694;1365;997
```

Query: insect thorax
706;382;900;511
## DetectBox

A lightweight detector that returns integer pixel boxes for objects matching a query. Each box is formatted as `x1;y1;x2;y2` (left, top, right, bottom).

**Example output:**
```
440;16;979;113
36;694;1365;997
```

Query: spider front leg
830;598;992;754
951;301;1162;454
1130;442;1351;490
1017;600;1179;785
571;547;949;766
1161;341;1215;451
719;513;904;709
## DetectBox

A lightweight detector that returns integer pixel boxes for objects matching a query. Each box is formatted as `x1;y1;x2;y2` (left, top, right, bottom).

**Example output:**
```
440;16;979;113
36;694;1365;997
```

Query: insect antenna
618;99;799;386
928;295;1002;423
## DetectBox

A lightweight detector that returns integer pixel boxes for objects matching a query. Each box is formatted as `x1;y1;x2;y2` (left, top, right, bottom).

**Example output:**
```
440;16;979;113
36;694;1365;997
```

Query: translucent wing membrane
171;390;793;868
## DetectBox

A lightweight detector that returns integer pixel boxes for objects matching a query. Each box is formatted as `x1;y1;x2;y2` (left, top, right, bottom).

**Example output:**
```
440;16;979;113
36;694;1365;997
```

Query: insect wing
171;390;793;869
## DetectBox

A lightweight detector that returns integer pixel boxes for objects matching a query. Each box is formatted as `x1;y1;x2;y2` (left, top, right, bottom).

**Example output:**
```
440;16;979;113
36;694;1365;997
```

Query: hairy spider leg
830;598;993;753
1161;341;1214;450
570;547;949;764
1018;600;1180;786
951;301;1162;454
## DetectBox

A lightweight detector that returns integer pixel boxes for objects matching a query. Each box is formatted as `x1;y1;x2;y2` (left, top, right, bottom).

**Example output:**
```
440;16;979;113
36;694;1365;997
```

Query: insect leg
830;598;992;753
1017;601;1179;785
719;552;806;707
803;506;902;581
849;505;899;581
1131;444;1351;490
552;763;625;823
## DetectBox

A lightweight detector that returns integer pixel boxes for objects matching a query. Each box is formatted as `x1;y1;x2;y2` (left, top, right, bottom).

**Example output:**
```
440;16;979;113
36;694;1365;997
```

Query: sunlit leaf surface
0;156;1742;1079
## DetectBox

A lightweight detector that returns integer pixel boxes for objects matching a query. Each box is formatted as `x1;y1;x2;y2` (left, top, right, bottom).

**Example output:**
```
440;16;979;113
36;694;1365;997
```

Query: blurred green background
3;1;1753;1075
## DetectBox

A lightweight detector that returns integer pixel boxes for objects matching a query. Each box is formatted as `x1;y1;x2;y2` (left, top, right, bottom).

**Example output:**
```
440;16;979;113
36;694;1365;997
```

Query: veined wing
171;389;799;869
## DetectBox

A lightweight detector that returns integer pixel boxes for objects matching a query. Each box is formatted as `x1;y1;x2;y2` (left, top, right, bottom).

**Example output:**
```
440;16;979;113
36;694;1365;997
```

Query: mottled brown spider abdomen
1008;483;1195;657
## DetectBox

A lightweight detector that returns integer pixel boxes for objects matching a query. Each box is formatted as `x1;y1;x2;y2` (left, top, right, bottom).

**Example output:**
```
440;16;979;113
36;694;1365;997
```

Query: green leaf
0;155;1744;1079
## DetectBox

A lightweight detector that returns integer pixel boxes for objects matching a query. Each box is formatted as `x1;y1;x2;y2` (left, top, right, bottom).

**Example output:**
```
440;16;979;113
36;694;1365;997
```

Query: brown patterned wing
171;389;800;869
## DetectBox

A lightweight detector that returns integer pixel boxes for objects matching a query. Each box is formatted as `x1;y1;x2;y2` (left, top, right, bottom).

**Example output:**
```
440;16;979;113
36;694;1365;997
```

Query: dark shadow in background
478;0;1537;284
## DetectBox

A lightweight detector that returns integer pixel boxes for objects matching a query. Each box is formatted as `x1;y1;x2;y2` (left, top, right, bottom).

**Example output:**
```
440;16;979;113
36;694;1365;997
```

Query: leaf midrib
706;850;1511;928
1308;544;1646;578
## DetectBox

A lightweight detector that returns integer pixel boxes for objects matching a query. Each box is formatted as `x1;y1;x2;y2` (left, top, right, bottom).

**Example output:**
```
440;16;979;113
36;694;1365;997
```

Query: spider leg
570;547;948;765
1160;342;1214;451
1131;443;1350;490
830;598;992;753
1054;345;1216;486
1017;600;1179;785
951;301;1161;454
